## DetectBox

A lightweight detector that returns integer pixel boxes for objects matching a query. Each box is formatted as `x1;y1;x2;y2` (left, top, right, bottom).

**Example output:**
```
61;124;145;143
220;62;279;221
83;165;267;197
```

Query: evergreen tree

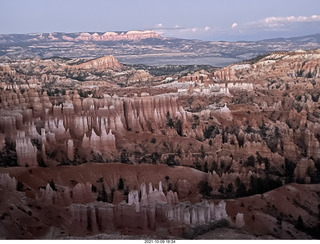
49;179;57;191
198;180;212;197
101;184;108;202
16;181;24;191
118;178;124;190
295;215;304;230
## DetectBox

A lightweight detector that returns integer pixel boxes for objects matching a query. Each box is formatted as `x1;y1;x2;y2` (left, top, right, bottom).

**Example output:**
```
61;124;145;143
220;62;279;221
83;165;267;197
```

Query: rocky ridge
71;55;123;70
213;49;320;81
1;32;320;66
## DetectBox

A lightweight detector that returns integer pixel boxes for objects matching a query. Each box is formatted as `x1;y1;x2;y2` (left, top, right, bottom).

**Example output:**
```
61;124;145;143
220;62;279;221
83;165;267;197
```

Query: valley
0;43;320;239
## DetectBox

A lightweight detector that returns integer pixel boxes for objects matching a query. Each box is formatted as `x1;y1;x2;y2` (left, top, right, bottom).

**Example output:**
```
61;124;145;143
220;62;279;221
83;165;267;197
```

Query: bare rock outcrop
71;55;122;70
15;131;38;167
74;30;161;42
0;173;17;190
213;49;320;81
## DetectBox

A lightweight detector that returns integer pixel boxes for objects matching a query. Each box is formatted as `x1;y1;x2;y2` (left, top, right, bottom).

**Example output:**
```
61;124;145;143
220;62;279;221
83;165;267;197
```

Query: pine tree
118;178;124;190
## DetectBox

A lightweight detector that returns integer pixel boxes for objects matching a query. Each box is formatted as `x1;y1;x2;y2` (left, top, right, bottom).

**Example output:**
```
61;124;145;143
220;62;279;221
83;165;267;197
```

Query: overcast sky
1;0;320;41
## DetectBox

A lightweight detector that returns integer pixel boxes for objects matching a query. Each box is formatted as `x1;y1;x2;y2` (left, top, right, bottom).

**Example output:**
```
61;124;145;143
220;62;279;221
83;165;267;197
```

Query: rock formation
71;55;122;70
213;50;320;81
74;30;161;42
0;173;17;190
15;131;38;167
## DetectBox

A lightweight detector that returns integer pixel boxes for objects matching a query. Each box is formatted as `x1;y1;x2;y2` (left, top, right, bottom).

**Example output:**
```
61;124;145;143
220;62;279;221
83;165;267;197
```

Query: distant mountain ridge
0;30;162;43
1;31;320;67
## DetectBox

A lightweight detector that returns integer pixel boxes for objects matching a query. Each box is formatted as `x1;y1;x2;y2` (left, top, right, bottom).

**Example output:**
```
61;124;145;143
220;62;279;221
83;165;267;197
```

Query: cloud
150;15;320;41
252;14;320;29
223;14;320;40
150;25;217;40
152;25;213;38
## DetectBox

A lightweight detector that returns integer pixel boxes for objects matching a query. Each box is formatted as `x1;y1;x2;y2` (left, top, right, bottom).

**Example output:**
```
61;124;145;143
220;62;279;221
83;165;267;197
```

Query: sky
1;0;320;41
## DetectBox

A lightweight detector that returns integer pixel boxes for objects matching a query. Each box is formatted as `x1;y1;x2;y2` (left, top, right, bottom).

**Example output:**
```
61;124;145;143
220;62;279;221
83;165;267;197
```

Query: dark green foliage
311;93;320;102
120;150;130;164
236;134;244;147
237;183;247;197
258;125;280;153
91;185;97;193
302;224;320;239
295;215;304;230
165;154;178;167
315;158;320;172
118;178;124;190
110;188;115;203
124;186;129;196
70;179;78;186
166;112;174;128
130;64;216;76
308;159;320;183
168;183;173;191
195;162;202;170
198;180;212;197
16;181;24;191
67;147;87;165
218;185;224;194
200;145;205;158
38;156;48;167
244;53;270;64
97;177;103;183
166;112;183;136
176;119;183;136
0;213;9;220
248;175;282;195
236;178;247;197
306;71;313;78
245;155;255;167
306;165;320;184
249;176;263;194
256;152;270;171
167;118;174;128
97;184;108;203
150;152;161;164
276;215;282;226
204;125;217;139
245;125;254;133
49;179;57;191
204;162;209;173
275;126;281;137
285;158;296;183
0;143;18;167
296;69;304;77
210;161;218;172
193;115;199;120
226;183;233;193
222;129;228;143
90;150;104;163
192;115;200;128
